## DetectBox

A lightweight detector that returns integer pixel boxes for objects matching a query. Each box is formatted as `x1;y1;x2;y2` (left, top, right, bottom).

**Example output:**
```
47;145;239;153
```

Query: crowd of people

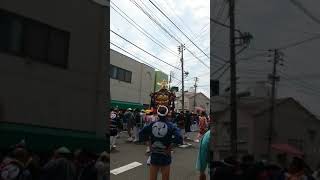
210;154;320;180
0;141;109;180
109;106;210;151
110;106;211;180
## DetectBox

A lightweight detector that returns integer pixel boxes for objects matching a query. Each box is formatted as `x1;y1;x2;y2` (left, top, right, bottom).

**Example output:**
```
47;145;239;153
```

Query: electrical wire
111;42;183;83
278;35;320;50
129;0;213;68
185;22;210;48
216;65;230;79
137;0;185;43
110;1;179;57
148;0;210;59
161;0;197;40
110;42;158;70
110;30;182;70
129;0;183;44
289;0;320;25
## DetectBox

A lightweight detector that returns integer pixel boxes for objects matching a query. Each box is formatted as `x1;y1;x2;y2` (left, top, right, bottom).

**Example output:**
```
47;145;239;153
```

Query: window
109;65;132;83
117;68;125;81
23;21;49;61
0;9;70;68
110;65;117;79
47;29;70;68
125;70;132;83
0;11;23;53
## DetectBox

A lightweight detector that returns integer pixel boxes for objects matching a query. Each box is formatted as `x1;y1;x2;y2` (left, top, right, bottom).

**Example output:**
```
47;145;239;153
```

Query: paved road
110;131;202;180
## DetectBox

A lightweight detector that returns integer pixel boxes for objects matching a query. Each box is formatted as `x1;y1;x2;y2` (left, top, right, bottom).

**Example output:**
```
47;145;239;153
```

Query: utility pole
229;0;238;157
194;77;198;111
169;71;172;90
178;44;185;113
267;49;282;160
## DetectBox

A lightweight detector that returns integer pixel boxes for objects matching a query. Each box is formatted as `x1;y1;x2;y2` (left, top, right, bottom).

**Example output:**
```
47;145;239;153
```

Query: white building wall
0;0;108;136
110;50;155;105
175;93;210;112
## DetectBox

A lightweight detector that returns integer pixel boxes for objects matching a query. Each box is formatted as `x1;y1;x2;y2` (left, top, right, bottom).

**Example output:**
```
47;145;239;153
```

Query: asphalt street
110;131;203;180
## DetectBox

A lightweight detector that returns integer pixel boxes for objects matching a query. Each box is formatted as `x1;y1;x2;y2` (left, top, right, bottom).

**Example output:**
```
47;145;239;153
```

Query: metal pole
267;49;278;161
181;44;185;113
194;77;198;111
229;0;238;157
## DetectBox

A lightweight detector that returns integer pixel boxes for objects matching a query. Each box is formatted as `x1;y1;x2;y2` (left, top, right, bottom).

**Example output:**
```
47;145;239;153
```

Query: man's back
41;158;75;180
139;118;182;166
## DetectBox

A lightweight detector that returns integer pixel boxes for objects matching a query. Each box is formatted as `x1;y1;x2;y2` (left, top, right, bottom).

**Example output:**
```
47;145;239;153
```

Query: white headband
157;105;169;117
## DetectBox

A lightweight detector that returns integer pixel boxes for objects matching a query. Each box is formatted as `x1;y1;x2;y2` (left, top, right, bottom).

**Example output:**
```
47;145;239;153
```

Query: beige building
0;0;108;152
110;49;155;109
213;97;320;168
175;92;210;112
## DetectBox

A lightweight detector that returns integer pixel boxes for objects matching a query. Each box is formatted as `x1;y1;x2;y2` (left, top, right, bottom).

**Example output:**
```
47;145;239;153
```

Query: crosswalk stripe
110;162;142;175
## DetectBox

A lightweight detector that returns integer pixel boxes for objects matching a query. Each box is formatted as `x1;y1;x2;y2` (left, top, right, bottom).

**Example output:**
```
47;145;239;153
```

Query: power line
217;65;230;79
210;17;241;34
237;52;270;62
137;0;185;43
110;30;181;70
148;0;210;59
279;71;320;94
278;35;320;50
211;0;228;37
110;42;158;70
212;62;228;76
289;0;320;25
280;83;320;98
211;0;229;43
130;0;215;67
185;72;210;81
161;0;197;40
110;1;179;57
185;22;210;47
129;0;183;45
111;42;183;83
130;0;211;68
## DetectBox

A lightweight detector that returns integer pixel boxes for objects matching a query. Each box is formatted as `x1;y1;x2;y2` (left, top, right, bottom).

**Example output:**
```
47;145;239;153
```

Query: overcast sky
211;0;320;116
110;0;210;97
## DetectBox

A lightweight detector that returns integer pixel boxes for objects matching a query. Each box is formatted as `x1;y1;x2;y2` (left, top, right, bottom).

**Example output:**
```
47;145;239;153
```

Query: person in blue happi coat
139;105;182;180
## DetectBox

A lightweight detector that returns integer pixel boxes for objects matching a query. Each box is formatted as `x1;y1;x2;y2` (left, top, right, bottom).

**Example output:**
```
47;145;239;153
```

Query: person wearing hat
123;108;135;142
41;146;76;180
139;105;183;180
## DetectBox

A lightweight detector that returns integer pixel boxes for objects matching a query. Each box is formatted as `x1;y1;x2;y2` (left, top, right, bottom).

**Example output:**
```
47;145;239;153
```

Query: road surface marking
179;143;192;148
110;162;142;175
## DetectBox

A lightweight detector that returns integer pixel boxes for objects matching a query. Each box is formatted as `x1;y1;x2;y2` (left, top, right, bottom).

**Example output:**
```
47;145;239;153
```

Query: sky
110;0;210;97
211;0;320;116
